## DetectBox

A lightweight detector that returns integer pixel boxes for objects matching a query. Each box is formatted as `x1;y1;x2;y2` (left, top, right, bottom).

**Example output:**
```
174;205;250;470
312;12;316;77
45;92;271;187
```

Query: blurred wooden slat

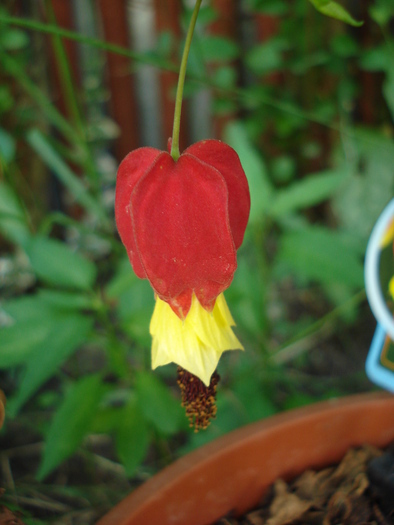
256;12;279;42
211;0;237;37
47;0;81;120
99;0;140;160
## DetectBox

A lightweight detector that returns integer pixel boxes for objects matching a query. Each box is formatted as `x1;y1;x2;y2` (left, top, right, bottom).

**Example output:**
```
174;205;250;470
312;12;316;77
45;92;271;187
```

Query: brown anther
176;367;220;432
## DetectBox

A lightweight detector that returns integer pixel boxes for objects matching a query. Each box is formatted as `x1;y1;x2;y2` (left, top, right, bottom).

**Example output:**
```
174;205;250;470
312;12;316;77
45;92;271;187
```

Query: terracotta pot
97;392;394;525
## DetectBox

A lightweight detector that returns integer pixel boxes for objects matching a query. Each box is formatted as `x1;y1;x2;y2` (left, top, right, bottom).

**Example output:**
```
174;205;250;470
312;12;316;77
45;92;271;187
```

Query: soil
216;445;394;525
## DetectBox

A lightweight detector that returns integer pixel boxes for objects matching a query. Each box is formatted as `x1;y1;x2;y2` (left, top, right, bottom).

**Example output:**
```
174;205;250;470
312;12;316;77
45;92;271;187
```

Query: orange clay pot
96;392;394;525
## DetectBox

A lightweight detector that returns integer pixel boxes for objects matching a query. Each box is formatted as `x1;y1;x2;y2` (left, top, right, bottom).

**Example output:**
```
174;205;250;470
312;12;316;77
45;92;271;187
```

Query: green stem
170;0;202;162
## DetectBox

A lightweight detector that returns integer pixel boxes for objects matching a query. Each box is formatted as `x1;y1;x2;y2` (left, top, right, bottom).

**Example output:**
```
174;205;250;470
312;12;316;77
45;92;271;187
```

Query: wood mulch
216;444;394;525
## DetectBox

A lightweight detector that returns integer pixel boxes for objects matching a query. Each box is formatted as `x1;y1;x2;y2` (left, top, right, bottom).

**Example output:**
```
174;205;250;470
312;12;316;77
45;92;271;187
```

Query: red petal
131;151;237;318
115;147;161;277
185;140;250;249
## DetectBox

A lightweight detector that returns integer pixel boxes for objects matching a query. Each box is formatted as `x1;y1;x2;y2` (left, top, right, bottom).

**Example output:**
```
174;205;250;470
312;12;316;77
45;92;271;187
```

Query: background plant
0;0;393;522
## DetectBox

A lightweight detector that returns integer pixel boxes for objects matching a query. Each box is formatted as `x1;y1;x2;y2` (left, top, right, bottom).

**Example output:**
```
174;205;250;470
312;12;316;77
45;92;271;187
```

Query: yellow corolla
150;293;243;387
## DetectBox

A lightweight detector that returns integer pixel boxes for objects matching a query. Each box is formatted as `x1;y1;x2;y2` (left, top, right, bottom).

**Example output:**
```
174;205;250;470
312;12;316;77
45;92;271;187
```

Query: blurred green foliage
0;0;393;496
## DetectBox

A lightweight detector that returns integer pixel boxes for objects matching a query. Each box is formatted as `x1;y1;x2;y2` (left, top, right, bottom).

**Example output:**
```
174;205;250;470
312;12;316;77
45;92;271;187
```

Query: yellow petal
150;293;243;386
381;219;394;248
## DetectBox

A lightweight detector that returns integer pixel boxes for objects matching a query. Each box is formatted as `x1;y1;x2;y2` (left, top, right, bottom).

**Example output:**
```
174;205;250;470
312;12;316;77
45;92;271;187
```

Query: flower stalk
170;0;203;162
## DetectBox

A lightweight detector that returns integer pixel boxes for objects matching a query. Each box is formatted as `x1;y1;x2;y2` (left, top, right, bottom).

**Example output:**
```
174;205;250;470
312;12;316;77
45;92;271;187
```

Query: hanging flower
115;0;250;430
115;139;250;429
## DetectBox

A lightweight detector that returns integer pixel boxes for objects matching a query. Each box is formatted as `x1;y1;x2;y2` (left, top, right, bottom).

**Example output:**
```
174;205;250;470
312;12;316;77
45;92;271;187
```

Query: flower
116;140;250;319
115;139;250;428
150;293;243;387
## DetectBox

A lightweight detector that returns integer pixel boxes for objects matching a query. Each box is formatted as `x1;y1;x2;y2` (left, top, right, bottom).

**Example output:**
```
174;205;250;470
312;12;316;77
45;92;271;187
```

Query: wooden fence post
99;0;141;160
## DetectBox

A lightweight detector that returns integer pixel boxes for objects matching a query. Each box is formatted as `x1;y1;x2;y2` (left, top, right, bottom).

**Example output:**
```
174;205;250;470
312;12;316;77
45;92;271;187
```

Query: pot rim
97;391;394;525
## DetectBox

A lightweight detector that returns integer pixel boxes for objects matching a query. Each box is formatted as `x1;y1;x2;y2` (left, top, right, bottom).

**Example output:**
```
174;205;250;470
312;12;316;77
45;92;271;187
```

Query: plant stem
170;0;203;162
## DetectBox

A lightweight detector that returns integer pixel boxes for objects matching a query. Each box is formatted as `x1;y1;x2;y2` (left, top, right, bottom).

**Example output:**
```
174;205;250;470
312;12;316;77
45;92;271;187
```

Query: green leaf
0;182;30;245
115;398;150;477
106;258;153;347
7;312;93;416
37;289;94;310
246;38;287;75
277;225;364;289
0;28;29;50
233;376;277;422
308;0;363;26
270;170;346;218
360;47;389;72
227;256;267;336
0;294;92;369
37;374;103;480
0;320;50;369
270;155;296;184
0;297;54;368
90;406;123;434
0;85;14;113
383;64;394;121
290;51;331;75
224;121;273;224
283;392;316;410
135;372;184;435
117;280;153;346
212;66;237;90
200;36;239;63
369;3;394;26
155;31;174;58
105;257;137;299
26;129;106;223
0;127;16;163
25;236;97;290
330;34;359;58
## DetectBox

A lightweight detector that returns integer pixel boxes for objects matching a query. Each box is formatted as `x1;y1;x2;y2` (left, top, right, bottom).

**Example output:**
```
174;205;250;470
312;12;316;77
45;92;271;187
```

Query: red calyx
115;139;250;319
